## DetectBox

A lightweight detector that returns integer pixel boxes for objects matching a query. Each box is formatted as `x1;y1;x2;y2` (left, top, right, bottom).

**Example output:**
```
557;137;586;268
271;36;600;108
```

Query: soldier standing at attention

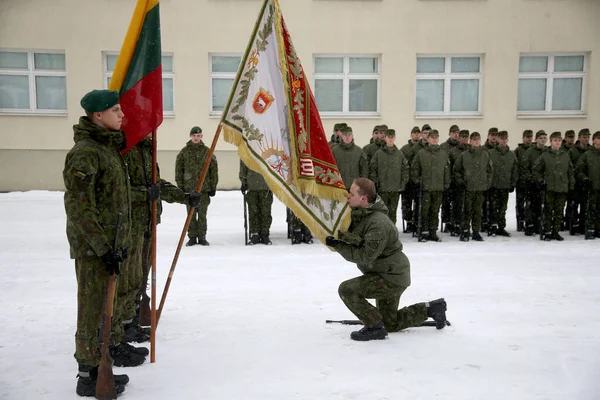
562;130;576;230
363;125;387;165
400;126;421;233
240;161;273;245
410;129;450;242
569;129;592;235
441;124;460;234
328;122;347;149
533;132;575;241
514;129;533;232
453;132;493;242
369;129;409;224
488;131;518;237
64;90;138;396
325;178;448;341
448;130;471;236
176;126;219;246
523;130;548;236
575;131;600;240
332;126;368;190
481;127;498;232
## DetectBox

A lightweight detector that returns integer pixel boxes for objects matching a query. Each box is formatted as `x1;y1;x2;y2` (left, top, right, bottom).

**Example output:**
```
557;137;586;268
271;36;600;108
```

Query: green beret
429;129;439;137
411;126;421;134
449;124;460;133
190;126;202;134
488;127;499;135
421;124;431;131
565;130;575;138
80;89;119;112
497;130;508;139
579;128;590;137
593;131;600;140
523;130;533;137
341;126;353;134
334;123;348;131
470;132;481;140
549;131;562;140
459;129;470;138
378;125;388;132
535;130;547;139
385;129;396;137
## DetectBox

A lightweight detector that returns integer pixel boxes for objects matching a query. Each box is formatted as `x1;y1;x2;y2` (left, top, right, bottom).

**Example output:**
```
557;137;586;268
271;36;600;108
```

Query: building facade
0;0;598;190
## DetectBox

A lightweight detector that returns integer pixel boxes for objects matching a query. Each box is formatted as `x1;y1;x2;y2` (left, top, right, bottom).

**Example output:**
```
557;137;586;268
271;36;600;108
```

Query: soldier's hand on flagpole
188;192;201;208
147;183;161;201
208;190;216;197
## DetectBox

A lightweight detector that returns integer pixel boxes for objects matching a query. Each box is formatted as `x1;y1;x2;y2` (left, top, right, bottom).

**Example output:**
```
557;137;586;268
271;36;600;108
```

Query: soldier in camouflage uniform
533;131;575;241
362;125;387;165
562;130;576;230
325;178;447;341
240;161;273;245
522;130;548;236
400;126;421;232
514;130;533;232
332;126;368;190
408;124;431;232
176;126;219;246
448;130;470;236
575;131;600;240
568;129;592;235
410;129;450;242
453;132;493;242
488;131;518;237
328;122;347;149
441;125;460;234
481;127;498;232
369;129;409;224
64;90;138;396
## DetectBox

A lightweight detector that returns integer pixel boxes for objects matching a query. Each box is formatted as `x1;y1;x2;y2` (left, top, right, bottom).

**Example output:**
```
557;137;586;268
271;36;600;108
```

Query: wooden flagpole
150;129;158;363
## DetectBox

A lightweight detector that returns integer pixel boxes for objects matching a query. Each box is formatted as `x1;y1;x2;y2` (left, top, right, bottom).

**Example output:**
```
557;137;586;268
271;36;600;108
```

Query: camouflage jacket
362;139;385;165
514;143;531;187
522;145;547;184
576;147;600;191
335;199;410;287
483;140;496;152
400;140;419;164
490;145;518;189
63;116;131;259
175;140;218;193
126;138;187;233
239;160;270;191
410;145;450;191
409;139;429;165
328;134;340;149
332;140;368;189
369;145;409;192
453;146;493;191
533;148;574;193
569;141;592;169
440;138;459;154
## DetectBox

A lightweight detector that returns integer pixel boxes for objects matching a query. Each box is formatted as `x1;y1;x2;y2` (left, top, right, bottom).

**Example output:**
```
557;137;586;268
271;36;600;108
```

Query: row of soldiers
328;123;600;242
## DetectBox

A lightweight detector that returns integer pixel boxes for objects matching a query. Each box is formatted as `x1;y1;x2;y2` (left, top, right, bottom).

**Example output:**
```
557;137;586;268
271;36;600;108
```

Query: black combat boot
585;230;595;240
185;237;197;247
109;343;147;367
350;321;388;341
429;231;441;242
542;232;552;241
123;322;150;343
198;238;210;246
595;230;600;238
460;230;470;242
570;223;580;236
551;231;564;241
76;364;127;397
497;228;511;237
260;234;272;245
517;220;524;232
488;225;498;237
292;230;303;244
472;232;484;242
249;234;261;245
418;231;429;242
302;232;313;244
426;298;448;329
524;225;534;236
405;222;415;234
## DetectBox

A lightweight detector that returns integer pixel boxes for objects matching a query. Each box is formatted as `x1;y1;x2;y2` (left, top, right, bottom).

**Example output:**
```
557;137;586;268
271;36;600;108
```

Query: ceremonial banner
221;0;351;243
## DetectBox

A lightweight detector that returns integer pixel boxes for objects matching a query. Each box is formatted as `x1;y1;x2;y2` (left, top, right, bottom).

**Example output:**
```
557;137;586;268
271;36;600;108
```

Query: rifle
138;235;151;327
417;180;423;241
96;213;123;400
539;184;546;241
325;319;451;327
243;192;249;245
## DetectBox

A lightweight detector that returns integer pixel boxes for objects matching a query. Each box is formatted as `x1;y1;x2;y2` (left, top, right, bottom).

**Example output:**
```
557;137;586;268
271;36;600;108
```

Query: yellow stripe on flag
109;0;159;92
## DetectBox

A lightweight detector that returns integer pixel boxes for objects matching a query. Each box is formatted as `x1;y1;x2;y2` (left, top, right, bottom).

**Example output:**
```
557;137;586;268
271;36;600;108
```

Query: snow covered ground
1;190;599;400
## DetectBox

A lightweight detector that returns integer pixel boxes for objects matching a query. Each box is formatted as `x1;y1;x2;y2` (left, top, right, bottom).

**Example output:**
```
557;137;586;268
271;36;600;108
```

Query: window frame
517;52;586;117
103;51;175;116
0;49;67;115
312;54;381;118
415;54;483;119
208;53;242;117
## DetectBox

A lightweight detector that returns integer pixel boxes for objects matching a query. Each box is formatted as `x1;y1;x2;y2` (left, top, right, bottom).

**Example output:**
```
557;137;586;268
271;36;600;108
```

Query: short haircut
353;178;377;204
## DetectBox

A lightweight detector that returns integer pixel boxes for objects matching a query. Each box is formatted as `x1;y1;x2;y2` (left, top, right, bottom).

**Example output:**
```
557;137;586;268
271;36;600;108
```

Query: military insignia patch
252;88;274;114
74;171;87;180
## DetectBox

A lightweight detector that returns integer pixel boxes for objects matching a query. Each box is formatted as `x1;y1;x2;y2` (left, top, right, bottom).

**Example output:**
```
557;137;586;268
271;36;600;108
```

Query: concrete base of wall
0;149;240;191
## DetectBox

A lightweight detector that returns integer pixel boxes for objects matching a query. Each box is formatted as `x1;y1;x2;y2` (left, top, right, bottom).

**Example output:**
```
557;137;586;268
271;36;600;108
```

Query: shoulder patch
74;171;87;180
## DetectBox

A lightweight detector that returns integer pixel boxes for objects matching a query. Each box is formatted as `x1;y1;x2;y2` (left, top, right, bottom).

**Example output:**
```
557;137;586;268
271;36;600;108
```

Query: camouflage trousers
421;191;443;232
526;187;544;233
246;190;273;235
402;182;417;223
122;229;147;322
586;190;600;232
441;185;457;224
338;273;427;331
489;188;510;230
380;191;400;224
186;193;210;239
464;191;485;233
74;256;126;366
516;185;527;224
542;191;567;233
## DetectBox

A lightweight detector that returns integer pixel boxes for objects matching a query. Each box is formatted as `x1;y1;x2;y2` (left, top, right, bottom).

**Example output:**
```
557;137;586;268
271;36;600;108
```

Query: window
104;52;175;115
210;54;241;115
415;55;482;117
517;54;586;116
0;50;67;114
313;55;380;116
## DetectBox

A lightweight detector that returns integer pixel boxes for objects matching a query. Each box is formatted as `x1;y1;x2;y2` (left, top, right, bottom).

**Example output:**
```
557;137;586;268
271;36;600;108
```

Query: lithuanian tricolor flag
109;0;163;153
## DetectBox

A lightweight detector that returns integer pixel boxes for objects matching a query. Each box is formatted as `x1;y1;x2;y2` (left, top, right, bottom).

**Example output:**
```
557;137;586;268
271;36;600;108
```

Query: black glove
509;186;515;193
147;183;161;201
101;249;123;276
241;183;248;194
325;236;340;248
208;190;216;197
188;191;201;208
